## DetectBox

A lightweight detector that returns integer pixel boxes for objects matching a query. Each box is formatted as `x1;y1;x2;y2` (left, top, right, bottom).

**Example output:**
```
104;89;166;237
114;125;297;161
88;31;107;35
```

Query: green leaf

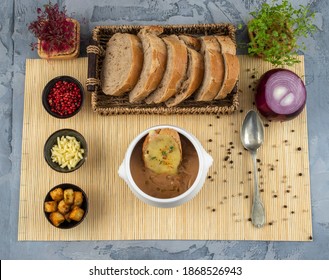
246;0;317;66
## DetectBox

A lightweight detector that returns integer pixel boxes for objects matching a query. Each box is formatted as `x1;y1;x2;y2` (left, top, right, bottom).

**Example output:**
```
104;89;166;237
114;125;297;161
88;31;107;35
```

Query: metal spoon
240;110;265;228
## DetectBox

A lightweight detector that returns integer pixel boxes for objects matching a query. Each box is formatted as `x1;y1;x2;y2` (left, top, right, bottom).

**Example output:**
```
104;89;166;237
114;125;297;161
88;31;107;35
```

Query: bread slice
215;53;240;99
178;35;201;51
142;128;182;175
194;36;225;101
128;26;167;103
215;35;236;55
101;33;143;96
165;39;204;107
145;35;188;104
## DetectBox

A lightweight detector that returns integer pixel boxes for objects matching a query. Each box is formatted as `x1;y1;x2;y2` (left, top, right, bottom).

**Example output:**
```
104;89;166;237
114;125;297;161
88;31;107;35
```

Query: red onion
255;69;306;121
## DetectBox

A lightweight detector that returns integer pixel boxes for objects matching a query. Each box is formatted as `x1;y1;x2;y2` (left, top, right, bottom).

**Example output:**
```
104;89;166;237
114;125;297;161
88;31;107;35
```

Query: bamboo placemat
18;56;312;241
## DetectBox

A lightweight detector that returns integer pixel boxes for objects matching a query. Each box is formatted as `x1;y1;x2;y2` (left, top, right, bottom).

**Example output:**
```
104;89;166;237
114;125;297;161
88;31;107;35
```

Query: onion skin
255;69;306;121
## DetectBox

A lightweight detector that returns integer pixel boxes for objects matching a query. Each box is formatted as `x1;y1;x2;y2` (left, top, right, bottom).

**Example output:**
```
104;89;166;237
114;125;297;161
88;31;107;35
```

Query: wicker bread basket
87;23;239;115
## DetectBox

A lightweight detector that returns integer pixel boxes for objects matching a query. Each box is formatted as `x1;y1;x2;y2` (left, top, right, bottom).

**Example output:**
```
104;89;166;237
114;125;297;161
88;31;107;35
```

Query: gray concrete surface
1;0;328;260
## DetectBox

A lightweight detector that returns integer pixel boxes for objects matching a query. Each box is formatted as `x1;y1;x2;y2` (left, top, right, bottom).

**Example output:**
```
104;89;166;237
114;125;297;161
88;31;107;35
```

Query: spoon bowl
241;110;265;228
241;110;264;151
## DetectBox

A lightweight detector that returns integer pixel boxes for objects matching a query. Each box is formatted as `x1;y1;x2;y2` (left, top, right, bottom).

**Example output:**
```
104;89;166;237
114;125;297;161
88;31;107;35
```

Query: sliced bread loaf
128;26;167;103
215;53;240;99
214;35;239;100
178;35;201;51
101;33;143;96
145;35;188;104
194;36;225;101
165;37;204;107
215;35;236;55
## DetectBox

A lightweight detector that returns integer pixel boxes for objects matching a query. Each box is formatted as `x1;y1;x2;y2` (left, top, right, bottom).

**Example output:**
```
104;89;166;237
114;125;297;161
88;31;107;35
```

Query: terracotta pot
37;18;80;59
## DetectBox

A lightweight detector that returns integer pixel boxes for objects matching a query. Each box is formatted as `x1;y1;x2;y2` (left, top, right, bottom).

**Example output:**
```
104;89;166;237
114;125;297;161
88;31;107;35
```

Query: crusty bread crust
178;35;201;51
142;128;182;175
165;38;204;107
101;33;143;96
194;36;224;101
142;128;182;157
145;35;188;104
216;35;236;55
129;27;167;103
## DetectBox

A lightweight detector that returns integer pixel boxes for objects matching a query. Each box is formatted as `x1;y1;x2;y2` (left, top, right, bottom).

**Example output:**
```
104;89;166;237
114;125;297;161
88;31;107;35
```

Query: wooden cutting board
18;56;312;241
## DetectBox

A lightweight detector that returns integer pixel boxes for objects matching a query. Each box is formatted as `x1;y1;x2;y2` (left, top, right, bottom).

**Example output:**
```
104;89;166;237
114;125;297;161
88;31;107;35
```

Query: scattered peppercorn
297;147;302;151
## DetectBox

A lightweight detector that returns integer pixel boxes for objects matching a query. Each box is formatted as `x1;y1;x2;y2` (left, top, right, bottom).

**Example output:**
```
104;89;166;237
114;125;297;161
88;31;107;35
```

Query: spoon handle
251;152;265;228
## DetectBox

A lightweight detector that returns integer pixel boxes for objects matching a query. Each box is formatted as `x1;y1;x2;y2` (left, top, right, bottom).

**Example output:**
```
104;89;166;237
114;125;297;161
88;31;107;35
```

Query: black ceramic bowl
44;183;88;229
44;128;87;173
42;76;85;119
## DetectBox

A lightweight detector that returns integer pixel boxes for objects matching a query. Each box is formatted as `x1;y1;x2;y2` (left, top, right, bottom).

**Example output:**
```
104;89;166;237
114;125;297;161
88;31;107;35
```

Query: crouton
44;201;58;213
49;187;64;202
63;188;74;205
49;212;65;227
68;206;85;222
57;200;71;215
73;191;84;207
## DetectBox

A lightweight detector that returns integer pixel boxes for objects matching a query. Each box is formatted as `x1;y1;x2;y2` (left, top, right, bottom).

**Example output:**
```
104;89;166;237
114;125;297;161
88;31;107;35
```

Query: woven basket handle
86;41;103;92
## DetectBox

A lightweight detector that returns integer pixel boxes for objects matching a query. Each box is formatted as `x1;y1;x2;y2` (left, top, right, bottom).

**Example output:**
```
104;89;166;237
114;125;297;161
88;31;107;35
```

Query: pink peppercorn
47;80;82;116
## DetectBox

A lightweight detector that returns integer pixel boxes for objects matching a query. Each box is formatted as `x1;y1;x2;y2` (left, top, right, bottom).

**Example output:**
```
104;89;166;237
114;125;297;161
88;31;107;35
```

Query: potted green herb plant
247;0;316;66
28;2;80;59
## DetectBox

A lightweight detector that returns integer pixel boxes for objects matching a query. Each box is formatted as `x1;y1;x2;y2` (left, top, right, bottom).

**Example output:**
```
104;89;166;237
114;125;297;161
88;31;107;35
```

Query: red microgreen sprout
28;2;77;55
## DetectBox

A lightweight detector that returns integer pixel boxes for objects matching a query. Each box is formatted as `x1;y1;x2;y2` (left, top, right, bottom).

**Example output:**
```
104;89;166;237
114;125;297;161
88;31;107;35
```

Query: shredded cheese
51;135;85;170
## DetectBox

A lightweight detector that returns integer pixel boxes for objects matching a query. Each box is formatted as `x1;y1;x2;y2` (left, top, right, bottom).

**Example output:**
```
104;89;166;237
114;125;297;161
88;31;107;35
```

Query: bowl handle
202;148;213;170
118;161;128;182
